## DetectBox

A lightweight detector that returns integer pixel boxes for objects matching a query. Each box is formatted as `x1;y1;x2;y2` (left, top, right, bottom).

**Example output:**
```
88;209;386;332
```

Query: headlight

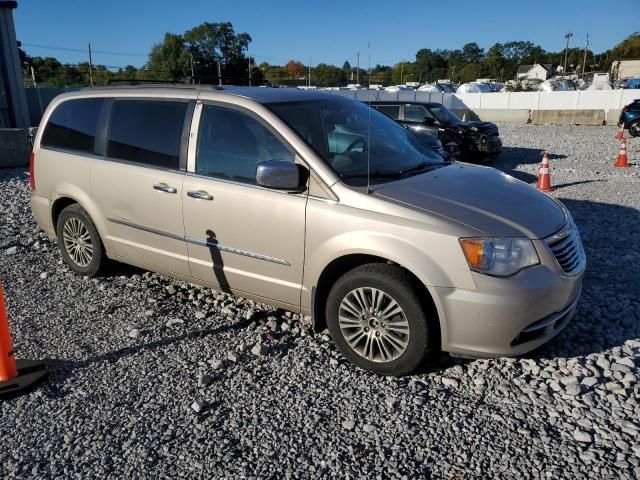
459;238;539;277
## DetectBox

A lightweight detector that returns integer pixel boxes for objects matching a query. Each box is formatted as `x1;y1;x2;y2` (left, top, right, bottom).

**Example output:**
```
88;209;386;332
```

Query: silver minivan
30;86;585;375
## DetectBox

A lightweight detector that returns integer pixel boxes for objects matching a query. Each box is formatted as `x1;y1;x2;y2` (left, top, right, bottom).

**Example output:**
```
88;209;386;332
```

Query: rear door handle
153;183;177;194
187;190;213;201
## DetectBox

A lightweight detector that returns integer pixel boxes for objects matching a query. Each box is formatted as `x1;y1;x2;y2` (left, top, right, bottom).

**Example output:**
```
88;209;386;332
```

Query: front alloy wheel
338;287;410;362
326;263;437;376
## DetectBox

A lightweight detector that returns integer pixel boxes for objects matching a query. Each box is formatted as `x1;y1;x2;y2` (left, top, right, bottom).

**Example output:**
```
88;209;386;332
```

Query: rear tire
56;204;107;277
325;263;437;376
628;120;640;137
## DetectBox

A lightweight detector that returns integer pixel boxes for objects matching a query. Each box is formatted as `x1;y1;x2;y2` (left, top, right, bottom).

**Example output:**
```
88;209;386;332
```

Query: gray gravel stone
574;429;594;443
191;400;205;414
342;420;355;431
128;328;141;339
1;125;639;478
441;377;459;388
251;342;266;356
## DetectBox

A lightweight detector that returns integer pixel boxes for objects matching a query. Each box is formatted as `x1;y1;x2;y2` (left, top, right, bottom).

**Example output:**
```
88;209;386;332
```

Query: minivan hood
374;163;567;239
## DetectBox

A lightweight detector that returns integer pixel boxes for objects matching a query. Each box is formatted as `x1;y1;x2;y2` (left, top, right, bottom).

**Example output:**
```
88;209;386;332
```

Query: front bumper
434;260;584;358
480;136;502;155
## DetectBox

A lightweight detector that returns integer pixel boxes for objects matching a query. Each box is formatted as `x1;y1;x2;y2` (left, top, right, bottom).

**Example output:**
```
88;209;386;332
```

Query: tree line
21;23;640;88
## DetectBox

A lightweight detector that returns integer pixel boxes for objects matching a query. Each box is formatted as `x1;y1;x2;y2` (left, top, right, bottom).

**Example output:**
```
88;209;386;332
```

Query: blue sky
13;0;640;69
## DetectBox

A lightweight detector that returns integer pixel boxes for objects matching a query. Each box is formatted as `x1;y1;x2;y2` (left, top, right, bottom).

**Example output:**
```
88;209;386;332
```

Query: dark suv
369;101;502;162
619;99;640;137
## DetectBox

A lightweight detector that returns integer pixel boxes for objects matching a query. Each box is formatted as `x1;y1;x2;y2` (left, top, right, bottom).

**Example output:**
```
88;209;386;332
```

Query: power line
21;42;148;57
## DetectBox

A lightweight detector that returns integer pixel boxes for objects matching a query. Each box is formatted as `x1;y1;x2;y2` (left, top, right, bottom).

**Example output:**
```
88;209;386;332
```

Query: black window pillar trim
94;98;113;157
179;101;195;171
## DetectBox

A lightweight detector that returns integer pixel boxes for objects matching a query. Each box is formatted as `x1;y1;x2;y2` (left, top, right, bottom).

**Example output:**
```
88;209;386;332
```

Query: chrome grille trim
545;219;586;276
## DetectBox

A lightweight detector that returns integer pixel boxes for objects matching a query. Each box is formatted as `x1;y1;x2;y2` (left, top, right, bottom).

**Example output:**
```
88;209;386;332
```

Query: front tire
628;120;640;137
325;263;437;376
56;204;107;277
444;142;461;161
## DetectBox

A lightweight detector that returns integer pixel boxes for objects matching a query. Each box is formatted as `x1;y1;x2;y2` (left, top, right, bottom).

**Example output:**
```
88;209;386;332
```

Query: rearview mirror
256;160;305;191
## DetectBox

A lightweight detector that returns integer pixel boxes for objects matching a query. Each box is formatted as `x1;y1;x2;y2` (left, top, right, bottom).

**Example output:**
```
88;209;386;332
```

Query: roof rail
82;83;226;91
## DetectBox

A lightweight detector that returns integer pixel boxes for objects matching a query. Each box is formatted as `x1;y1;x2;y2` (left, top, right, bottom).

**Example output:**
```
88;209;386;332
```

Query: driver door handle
153;183;177;194
187;190;214;201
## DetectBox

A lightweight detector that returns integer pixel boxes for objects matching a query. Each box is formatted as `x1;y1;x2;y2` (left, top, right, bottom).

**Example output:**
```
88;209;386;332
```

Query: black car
368;101;502;162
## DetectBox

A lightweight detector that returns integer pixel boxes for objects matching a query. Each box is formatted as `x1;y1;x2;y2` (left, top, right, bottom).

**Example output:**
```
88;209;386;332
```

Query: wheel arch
49;187;109;247
311;253;441;347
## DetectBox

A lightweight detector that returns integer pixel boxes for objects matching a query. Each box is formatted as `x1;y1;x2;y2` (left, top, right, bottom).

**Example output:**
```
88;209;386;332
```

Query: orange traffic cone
536;151;554;192
615;140;629;168
614;125;625;140
0;282;18;382
0;280;47;398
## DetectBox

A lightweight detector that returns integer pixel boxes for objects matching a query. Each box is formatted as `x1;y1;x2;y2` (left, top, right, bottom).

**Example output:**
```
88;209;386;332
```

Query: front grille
546;220;586;275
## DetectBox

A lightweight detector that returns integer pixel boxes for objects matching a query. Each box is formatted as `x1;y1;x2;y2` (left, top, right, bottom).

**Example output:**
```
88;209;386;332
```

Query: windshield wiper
397;162;448;175
340;171;405;179
341;162;449;180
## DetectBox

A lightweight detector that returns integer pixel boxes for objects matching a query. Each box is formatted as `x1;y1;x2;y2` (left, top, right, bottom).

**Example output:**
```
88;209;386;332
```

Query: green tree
182;21;253;84
312;63;346;87
485;43;505;79
147;33;190;81
462;42;484;64
391;62;415;84
612;33;640;59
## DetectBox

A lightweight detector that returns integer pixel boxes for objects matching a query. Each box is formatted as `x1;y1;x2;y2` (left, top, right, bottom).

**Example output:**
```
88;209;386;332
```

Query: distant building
611;59;640;80
516;63;557;81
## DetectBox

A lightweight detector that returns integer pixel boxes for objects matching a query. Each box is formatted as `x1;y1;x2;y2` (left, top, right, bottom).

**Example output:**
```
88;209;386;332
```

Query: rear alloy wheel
629;120;640;137
326;263;437;376
56;204;107;277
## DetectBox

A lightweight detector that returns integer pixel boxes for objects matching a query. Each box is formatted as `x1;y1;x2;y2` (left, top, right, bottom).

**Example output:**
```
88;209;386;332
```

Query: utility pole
190;53;195;84
30;66;43;117
217;60;222;86
248;49;252;86
400;62;404;84
582;34;589;79
308;57;311;87
356;51;360;85
563;32;573;78
88;43;94;87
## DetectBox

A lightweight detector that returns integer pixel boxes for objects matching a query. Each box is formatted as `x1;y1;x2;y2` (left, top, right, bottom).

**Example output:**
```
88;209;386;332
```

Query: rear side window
404;105;434;123
41;98;104;154
107;100;188;169
374;105;400;120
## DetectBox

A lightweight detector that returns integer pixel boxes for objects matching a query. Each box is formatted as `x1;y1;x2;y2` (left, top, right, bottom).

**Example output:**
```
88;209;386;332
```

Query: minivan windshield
268;99;447;186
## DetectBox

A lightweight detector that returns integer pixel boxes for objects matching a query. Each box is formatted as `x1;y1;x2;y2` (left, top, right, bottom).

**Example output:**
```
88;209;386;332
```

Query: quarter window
41;98;104;154
107;100;188;169
196;105;294;185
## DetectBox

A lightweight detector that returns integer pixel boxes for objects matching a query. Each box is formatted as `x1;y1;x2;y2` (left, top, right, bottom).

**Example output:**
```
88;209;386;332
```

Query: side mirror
256;160;305;191
423;117;436;125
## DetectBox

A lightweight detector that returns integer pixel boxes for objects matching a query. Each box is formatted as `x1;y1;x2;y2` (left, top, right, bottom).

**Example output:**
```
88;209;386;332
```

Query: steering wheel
344;138;367;154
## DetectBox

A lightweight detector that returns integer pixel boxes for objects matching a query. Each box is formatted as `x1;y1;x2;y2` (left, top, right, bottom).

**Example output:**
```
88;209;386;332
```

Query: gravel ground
1;124;639;479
